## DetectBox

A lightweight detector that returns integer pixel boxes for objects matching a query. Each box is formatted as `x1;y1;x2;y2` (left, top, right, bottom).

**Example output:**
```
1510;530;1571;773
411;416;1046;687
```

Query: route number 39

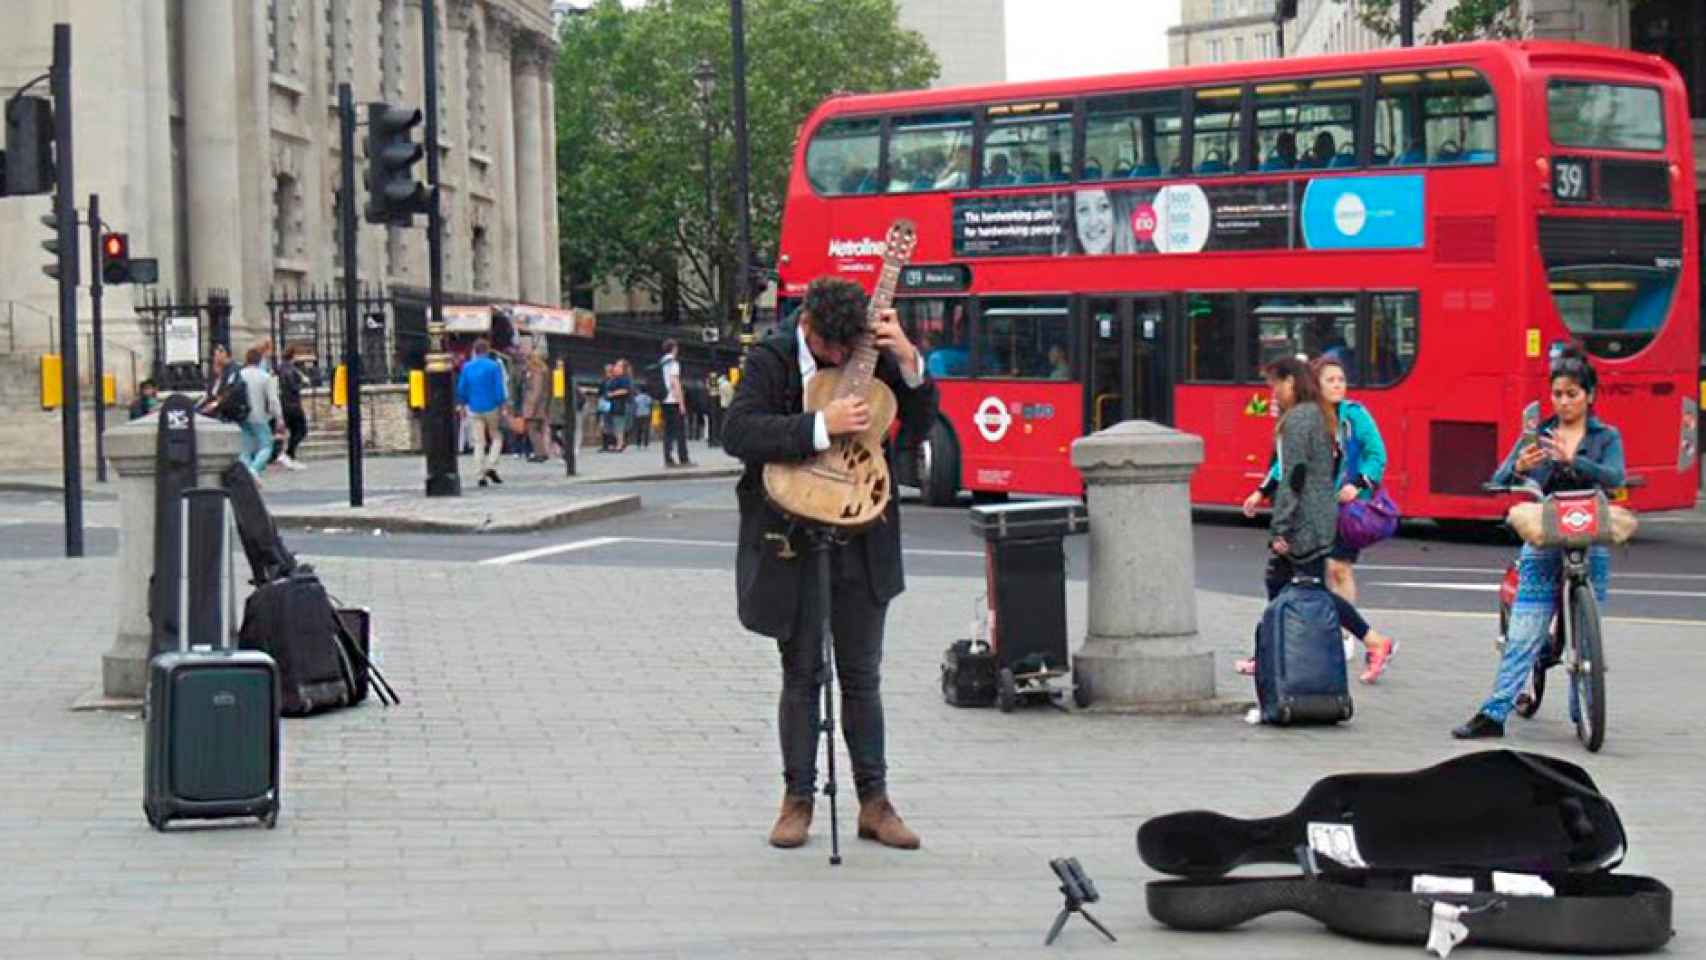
1553;159;1589;201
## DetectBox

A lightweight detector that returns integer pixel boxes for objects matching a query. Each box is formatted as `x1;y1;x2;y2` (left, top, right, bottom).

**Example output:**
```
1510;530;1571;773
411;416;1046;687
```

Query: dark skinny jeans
1264;553;1370;640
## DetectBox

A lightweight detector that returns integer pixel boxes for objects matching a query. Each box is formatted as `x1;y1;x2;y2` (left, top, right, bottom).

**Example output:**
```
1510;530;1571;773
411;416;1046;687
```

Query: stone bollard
1070;420;1218;709
97;407;243;702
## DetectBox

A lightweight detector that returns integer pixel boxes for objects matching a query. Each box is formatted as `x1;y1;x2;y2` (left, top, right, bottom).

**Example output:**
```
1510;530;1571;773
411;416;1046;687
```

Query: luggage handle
178;487;236;653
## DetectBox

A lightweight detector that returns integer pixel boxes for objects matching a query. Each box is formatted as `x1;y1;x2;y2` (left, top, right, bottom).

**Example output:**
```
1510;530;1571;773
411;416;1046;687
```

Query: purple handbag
1336;488;1400;551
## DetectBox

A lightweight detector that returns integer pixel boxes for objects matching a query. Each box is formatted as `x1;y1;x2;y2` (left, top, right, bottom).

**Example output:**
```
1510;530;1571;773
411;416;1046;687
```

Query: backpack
211;370;250;423
1255;578;1353;725
238;566;355;716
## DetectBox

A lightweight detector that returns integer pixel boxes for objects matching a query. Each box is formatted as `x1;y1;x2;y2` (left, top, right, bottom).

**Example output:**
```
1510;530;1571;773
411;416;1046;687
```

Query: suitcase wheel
145;807;165;832
997;668;1017;714
261;805;279;830
1072;678;1091;710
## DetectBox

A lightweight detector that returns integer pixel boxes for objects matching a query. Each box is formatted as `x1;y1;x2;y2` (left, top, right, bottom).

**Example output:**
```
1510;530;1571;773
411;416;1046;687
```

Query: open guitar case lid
1137;750;1673;954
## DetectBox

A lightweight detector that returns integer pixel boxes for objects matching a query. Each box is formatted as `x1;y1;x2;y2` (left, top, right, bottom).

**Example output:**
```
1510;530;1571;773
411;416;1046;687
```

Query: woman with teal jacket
1242;354;1396;682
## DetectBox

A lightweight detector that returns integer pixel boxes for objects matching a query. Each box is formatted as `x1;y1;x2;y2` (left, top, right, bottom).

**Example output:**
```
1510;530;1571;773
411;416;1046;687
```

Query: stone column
182;0;248;313
512;33;548;304
539;46;561;304
485;9;520;299
98;410;243;702
1070;420;1218;709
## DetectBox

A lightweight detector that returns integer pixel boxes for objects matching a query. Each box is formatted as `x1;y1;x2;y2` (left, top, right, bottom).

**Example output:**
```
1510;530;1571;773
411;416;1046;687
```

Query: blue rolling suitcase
144;487;282;831
1255;577;1352;725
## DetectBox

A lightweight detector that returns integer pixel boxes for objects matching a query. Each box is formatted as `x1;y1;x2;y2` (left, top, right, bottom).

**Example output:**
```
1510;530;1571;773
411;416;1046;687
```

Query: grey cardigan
1269;404;1338;565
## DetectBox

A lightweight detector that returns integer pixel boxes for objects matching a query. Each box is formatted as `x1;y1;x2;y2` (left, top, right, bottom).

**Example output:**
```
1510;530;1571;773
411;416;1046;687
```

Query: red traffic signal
100;232;132;284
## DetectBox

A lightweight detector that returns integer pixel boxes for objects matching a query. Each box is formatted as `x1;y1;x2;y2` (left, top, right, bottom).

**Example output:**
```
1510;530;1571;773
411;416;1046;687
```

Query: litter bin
968;498;1089;712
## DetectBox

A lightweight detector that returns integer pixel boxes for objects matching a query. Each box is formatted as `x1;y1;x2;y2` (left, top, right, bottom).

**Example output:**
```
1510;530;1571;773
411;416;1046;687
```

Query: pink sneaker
1359;637;1397;684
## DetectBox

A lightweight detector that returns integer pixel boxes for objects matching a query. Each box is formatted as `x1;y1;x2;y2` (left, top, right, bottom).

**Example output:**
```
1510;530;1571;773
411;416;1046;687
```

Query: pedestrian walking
236;346;281;478
660;340;693;467
607;359;634;453
456;338;510;487
1236;356;1395;681
632;387;654;448
1245;354;1397;680
521;350;552;463
274;348;311;471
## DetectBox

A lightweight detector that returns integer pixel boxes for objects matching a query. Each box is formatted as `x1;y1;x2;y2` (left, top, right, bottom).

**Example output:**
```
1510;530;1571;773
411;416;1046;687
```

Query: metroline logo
828;237;887;258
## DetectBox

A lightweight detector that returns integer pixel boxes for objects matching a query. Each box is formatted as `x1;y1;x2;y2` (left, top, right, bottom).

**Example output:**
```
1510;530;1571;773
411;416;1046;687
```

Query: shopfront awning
443;305;492;334
509;303;595;338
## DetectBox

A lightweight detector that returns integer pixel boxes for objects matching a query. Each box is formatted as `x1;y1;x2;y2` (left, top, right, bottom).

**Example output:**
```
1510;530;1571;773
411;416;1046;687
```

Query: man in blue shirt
455;338;510;487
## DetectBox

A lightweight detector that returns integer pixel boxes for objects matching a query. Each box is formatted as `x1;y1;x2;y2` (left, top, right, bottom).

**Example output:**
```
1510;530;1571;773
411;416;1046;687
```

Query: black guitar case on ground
1139;750;1673;954
147;395;201;659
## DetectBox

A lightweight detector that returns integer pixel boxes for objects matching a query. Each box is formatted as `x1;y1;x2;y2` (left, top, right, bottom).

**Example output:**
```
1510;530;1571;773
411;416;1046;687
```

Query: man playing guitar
723;275;939;851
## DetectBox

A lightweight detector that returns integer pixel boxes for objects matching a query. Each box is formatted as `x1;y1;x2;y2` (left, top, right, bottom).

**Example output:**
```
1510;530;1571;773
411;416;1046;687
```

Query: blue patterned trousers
1481;544;1610;723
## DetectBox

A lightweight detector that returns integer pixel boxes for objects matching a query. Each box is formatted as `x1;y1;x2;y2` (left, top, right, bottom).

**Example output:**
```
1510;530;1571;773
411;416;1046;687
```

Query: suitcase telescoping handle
177;487;237;653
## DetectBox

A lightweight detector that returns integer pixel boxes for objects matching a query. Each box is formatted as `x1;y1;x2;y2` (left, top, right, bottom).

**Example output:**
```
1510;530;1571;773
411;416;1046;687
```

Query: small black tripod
804;526;844;866
1044;858;1116;946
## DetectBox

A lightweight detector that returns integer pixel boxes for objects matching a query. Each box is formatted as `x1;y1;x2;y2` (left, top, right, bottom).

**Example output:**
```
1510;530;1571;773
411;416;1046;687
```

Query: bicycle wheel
1570;584;1607;752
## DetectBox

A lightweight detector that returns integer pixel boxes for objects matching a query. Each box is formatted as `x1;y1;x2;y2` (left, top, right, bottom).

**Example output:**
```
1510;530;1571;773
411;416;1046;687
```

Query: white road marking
1357;563;1706;583
479;536;625;565
1353;606;1706;628
481;535;982;565
1375;581;1706;600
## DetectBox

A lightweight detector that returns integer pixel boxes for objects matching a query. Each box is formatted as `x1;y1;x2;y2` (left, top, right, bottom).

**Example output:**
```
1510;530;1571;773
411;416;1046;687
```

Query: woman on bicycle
1236;357;1396;680
1452;346;1625;739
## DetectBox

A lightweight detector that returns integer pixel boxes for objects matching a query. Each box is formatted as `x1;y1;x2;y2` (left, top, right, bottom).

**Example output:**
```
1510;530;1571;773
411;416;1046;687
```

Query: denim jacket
1491;414;1626;494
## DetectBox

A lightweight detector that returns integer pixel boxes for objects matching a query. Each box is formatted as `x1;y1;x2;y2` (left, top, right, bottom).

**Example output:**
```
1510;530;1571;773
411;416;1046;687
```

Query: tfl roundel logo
973;396;1012;443
1560;504;1596;533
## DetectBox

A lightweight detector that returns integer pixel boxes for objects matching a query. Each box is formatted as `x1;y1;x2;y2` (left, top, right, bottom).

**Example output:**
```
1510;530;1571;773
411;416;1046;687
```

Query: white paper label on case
1306;821;1368;868
1412;874;1476;894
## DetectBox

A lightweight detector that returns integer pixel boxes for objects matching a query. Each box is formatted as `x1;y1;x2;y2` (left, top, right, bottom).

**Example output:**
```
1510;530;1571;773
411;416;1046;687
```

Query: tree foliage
1336;0;1648;44
555;0;938;326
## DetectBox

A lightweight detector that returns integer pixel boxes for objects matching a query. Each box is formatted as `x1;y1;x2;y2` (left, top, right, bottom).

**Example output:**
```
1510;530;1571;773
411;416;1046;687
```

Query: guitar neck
832;258;903;402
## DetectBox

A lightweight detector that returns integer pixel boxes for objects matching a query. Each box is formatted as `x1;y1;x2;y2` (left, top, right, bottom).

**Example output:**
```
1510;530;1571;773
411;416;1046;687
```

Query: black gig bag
1137;750;1673;954
221;461;298;585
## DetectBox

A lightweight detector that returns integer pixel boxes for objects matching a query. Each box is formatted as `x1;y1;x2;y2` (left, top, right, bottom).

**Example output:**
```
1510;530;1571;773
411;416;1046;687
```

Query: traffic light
364;103;429;225
40;208;71;282
100;232;131;285
3;96;55;197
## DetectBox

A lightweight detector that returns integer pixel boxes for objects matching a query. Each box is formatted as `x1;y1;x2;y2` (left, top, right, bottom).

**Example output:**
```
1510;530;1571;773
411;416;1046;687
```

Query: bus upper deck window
983;102;1073;186
1084;90;1183;181
1377;68;1496;166
1192;87;1242;175
1548;81;1665;152
888;112;974;194
806;117;882;195
1254;77;1361;172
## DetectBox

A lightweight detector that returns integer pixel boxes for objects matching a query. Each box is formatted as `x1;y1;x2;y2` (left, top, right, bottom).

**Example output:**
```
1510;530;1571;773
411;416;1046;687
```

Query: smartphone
1519;400;1541;452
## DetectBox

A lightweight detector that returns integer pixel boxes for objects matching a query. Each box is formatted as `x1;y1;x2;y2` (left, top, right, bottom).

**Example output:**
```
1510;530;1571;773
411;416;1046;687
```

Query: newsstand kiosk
946;499;1089;712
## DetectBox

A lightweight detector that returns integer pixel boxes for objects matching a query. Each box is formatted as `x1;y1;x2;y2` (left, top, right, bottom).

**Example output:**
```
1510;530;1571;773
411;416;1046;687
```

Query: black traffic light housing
3;95;56;197
100;232;131;284
364;102;430;225
40;208;70;282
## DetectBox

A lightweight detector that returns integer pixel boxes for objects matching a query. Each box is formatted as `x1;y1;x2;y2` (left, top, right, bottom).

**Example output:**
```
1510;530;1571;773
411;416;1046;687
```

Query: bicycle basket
1508;493;1638;548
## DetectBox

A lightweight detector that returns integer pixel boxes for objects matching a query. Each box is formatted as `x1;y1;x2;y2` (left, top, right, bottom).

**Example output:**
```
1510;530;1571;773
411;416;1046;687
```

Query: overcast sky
1005;0;1181;81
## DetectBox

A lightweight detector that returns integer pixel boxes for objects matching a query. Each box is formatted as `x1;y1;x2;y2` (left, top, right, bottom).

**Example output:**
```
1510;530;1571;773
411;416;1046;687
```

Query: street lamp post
729;0;755;354
692;58;718;329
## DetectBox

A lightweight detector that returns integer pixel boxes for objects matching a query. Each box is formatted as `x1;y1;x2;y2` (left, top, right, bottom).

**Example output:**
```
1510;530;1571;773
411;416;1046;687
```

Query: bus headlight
1682;394;1700;471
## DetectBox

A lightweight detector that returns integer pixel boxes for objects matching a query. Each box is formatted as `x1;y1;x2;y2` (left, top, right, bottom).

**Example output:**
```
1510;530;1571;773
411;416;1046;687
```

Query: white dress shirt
797;323;927;451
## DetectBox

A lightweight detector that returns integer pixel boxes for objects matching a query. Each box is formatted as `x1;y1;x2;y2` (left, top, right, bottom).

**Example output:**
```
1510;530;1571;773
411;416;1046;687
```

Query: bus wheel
920;418;961;507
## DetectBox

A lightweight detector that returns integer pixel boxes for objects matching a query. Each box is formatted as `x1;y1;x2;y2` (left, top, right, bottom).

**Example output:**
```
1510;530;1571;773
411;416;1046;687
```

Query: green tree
555;0;938;328
1335;0;1650;43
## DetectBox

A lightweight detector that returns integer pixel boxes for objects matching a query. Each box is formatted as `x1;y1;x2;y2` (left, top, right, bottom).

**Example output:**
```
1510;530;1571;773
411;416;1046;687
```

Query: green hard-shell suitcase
144;488;281;831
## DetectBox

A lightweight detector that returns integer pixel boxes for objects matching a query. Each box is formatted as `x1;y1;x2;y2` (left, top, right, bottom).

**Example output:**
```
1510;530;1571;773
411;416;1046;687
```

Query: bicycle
1486;480;1621;753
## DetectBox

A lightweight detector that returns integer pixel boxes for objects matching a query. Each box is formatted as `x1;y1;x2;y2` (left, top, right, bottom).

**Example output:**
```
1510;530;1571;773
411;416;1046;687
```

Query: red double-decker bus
775;41;1700;519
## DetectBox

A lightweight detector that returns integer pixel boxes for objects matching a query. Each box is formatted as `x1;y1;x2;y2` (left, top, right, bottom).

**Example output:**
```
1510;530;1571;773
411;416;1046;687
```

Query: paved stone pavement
0;442;744;499
3;553;1700;959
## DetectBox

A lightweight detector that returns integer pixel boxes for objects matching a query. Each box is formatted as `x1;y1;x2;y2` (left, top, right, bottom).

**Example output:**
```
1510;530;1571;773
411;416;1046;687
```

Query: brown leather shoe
768;795;814;848
857;794;921;850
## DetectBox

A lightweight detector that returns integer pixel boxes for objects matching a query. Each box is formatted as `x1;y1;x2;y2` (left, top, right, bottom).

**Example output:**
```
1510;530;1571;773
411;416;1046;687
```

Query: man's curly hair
801;277;869;346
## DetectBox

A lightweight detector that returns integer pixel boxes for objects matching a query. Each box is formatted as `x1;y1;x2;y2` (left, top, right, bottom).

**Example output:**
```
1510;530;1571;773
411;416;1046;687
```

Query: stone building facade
897;0;1007;88
0;0;560;429
1168;0;1283;67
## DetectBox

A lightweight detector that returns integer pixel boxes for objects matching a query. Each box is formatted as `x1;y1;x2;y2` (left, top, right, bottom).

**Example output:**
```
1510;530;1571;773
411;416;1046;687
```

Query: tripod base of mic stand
1045;902;1116;946
806;528;843;867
